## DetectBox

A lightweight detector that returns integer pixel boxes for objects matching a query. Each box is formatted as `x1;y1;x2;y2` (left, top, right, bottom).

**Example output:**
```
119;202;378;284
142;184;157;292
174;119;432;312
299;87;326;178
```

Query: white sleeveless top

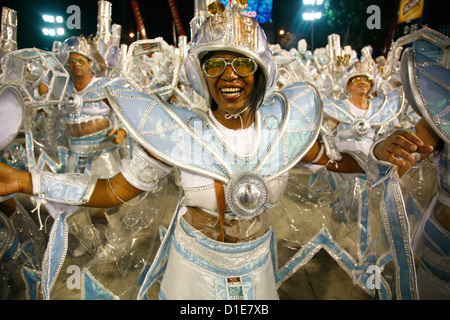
334;99;375;155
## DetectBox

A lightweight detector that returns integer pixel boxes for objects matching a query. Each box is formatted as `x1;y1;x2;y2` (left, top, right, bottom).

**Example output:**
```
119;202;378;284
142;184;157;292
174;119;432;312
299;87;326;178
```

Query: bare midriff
183;206;268;243
68;118;111;137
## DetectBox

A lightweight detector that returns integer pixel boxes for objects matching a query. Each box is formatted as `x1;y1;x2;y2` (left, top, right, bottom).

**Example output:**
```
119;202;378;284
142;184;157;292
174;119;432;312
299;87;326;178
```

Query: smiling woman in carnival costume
0;1;368;299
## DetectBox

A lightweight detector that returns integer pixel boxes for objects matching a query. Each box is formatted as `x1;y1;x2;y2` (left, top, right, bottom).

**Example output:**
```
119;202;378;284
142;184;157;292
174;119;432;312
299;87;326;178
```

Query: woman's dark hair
201;51;267;119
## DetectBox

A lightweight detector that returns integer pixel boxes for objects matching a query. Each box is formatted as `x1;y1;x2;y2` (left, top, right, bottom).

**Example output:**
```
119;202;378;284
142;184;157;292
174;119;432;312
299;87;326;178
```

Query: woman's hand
108;128;127;145
0;162;32;196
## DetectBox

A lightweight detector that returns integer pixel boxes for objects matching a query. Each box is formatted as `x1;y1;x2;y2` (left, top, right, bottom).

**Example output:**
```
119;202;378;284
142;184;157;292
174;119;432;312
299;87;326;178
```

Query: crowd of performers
0;0;448;300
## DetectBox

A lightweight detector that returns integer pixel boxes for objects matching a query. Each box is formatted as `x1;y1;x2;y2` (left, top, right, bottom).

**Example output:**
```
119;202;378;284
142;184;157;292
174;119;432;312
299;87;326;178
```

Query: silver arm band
119;143;171;191
30;169;98;205
365;138;396;186
320;124;343;162
311;143;324;164
368;137;397;168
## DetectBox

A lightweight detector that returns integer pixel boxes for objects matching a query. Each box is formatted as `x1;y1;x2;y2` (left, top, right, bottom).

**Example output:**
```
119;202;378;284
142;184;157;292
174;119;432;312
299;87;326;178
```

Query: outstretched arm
0;161;143;208
0;162;32;196
82;172;144;208
0;144;171;209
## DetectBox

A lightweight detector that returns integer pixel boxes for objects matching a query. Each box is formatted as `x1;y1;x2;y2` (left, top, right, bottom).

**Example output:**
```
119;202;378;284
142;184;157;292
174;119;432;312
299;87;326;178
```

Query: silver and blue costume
367;44;450;299
303;61;405;283
6;1;445;300
400;47;449;299
322;89;404;155
105;79;321;299
24;1;395;300
61;76;125;178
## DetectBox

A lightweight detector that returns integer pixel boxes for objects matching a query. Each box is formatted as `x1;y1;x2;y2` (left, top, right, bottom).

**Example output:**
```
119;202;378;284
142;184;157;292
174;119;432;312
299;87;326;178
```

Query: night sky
1;0;193;49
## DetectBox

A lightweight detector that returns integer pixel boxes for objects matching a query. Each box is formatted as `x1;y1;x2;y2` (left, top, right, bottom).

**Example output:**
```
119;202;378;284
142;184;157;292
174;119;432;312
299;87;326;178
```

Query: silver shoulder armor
120;143;172;191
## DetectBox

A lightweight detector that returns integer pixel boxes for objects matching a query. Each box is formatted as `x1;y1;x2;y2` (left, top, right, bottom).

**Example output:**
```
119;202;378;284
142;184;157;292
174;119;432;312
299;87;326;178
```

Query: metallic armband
365;138;396;186
119;144;171;191
366;126;422;185
320;124;342;162
31;170;98;205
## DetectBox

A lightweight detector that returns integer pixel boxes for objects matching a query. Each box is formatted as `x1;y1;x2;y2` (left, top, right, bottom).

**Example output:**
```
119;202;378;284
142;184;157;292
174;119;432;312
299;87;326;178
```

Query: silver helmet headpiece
341;60;376;95
61;35;94;64
184;0;278;104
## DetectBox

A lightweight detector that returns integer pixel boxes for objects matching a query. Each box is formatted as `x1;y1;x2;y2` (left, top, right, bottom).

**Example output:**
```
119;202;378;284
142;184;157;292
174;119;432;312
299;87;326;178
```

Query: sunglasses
68;58;89;66
203;57;258;78
351;76;373;86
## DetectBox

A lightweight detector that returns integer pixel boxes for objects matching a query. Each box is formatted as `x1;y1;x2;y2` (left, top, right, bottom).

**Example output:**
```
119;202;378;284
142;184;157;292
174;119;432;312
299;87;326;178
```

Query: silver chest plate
225;172;268;220
351;118;371;139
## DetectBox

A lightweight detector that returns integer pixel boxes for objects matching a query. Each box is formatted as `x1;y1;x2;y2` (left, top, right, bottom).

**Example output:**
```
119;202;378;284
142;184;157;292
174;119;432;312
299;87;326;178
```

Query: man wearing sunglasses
347;75;374;108
305;59;404;284
36;36;129;233
320;61;404;168
65;50;126;144
63;37;130;231
67;54;93;89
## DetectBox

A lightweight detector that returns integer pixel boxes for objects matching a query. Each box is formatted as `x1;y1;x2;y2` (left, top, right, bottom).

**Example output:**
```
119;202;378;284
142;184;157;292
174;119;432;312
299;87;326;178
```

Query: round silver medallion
351;118;371;139
225;172;268;219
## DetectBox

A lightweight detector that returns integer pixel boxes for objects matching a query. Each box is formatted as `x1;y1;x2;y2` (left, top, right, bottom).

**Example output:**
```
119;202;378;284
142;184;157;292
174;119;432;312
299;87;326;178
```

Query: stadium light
42;15;55;23
302;11;322;21
301;0;324;50
42;13;66;37
303;0;323;5
301;0;324;22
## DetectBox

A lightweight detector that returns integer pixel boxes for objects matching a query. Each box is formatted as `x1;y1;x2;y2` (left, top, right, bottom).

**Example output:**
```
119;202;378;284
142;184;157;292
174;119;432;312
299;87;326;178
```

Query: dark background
1;0;448;58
